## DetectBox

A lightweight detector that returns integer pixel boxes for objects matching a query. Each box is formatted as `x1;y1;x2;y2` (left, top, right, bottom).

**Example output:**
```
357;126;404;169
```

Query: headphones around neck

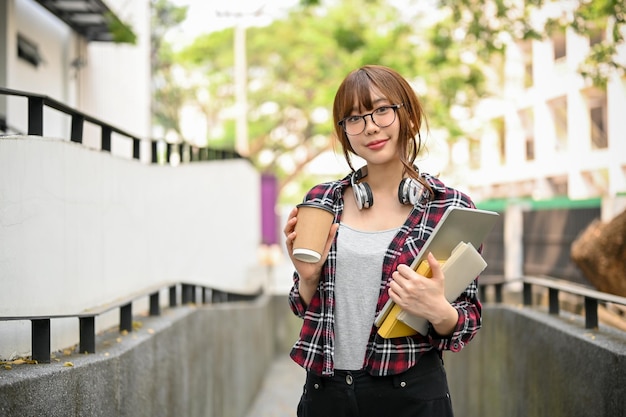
350;166;424;210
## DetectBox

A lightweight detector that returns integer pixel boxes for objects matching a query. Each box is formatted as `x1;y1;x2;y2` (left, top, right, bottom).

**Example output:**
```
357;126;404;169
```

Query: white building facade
0;0;151;152
462;12;626;218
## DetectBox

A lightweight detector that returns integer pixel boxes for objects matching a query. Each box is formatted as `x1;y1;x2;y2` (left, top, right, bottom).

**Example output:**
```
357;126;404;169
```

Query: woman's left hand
388;252;459;335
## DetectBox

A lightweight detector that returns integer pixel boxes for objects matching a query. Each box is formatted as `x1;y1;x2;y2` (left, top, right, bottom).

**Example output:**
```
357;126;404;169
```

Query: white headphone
350;166;424;210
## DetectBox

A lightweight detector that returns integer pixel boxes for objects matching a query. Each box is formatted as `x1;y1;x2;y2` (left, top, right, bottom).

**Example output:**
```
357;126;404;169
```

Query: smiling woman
283;65;484;417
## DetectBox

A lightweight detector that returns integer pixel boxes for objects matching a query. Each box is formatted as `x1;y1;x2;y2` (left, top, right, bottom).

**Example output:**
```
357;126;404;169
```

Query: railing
0;87;242;163
0;283;262;363
479;275;626;330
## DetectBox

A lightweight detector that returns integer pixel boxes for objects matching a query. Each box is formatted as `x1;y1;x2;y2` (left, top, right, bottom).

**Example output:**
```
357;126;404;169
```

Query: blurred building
465;16;625;209
0;0;151;152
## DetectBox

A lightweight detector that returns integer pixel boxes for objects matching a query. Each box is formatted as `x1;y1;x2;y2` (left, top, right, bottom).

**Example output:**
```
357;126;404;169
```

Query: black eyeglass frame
337;103;404;135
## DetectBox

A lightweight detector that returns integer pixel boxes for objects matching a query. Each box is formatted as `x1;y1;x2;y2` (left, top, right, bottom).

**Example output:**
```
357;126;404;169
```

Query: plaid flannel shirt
288;172;483;377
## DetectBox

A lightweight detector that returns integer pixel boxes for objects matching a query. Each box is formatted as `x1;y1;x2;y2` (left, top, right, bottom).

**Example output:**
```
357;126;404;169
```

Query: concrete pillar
504;203;524;289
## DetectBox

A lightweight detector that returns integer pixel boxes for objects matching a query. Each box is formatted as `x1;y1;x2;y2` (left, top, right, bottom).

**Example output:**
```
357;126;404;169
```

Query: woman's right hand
284;206;338;302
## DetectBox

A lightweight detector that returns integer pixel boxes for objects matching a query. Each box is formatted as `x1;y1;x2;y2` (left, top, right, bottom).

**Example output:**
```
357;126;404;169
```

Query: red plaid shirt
288;172;483;377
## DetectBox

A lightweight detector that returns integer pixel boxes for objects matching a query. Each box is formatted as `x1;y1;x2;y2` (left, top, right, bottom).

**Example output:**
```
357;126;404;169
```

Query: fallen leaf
63;362;74;367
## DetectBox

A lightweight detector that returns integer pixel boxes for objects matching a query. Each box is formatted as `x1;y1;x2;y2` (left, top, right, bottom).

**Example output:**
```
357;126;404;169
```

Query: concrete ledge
0;296;275;417
446;303;626;417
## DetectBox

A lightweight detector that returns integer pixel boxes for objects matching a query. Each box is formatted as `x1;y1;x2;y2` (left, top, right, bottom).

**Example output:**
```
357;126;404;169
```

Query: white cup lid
292;248;321;263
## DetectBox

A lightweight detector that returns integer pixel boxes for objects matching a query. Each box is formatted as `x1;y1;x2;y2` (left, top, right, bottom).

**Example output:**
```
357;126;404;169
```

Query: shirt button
400;381;406;388
346;374;353;385
314;383;320;390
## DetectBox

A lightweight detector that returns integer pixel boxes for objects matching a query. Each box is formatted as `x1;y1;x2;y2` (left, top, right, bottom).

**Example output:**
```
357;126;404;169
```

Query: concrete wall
446;303;626;417
2;295;624;417
0;296;276;417
0;137;262;358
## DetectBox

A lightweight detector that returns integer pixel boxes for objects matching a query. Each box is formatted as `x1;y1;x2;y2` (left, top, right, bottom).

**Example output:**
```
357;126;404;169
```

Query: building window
589;27;605;47
494;117;506;165
552;31;566;61
586;89;608;149
17;34;43;67
518;108;535;160
548;96;568;151
469;137;481;170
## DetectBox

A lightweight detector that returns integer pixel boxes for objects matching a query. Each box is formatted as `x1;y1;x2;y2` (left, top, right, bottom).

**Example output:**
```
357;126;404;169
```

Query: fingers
426;252;443;279
283;207;298;244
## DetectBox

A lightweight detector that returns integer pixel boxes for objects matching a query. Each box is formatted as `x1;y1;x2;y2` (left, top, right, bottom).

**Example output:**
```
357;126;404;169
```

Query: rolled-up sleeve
427;287;482;352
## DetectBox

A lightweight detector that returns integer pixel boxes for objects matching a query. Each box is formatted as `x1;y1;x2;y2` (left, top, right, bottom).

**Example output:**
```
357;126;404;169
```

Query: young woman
283;65;482;417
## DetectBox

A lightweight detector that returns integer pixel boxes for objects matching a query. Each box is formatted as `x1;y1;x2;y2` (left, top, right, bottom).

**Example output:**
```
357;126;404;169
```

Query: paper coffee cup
292;203;334;263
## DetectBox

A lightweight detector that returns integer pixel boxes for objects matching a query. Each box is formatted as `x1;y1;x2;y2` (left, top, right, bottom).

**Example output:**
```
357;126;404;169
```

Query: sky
168;0;299;45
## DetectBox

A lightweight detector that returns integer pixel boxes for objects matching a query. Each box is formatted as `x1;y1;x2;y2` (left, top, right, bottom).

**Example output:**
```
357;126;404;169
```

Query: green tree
151;0;190;143
172;0;624;202
177;0;467;201
432;0;625;86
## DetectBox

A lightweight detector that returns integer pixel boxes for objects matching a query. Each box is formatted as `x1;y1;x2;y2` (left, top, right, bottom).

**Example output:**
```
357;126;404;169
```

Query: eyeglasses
338;104;403;136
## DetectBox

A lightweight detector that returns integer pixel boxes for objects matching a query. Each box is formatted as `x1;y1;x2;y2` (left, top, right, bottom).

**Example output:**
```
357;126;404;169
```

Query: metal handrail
0;282;262;363
479;275;626;330
0;87;242;163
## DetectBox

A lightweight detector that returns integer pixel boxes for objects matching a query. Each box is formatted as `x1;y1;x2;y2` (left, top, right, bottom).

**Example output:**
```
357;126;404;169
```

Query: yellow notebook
377;242;487;338
377;260;435;338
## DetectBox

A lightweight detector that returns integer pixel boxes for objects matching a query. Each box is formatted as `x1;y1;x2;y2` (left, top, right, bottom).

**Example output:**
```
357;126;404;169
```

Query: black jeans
297;350;454;417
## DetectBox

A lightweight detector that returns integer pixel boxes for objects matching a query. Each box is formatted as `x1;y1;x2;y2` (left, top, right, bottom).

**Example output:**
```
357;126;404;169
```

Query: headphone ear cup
354;182;373;210
398;178;422;205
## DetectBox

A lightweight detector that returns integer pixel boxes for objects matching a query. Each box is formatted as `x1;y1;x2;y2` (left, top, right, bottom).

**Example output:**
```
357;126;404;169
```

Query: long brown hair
332;65;430;192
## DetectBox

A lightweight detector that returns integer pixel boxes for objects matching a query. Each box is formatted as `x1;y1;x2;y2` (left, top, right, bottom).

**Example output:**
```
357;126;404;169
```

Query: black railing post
31;319;50;363
212;289;227;303
548;288;560;315
151;140;158;163
70;115;84;143
166;143;172;163
27;96;44;136
169;285;177;307
79;316;96;354
584;297;598;329
120;303;132;332
182;284;194;304
102;126;112;152
495;283;503;303
132;138;140;160
149;292;160;316
523;282;532;306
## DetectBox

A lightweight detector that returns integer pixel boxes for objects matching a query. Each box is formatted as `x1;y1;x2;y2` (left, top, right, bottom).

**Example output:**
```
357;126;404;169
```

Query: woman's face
343;88;401;166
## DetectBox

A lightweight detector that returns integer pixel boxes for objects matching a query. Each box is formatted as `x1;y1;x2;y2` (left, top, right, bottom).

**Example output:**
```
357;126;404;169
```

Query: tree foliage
151;0;190;140
176;0;478;200
153;0;624;201
434;0;625;86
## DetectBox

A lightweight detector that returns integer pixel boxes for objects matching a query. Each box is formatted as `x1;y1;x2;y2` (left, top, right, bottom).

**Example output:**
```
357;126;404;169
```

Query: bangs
340;70;378;116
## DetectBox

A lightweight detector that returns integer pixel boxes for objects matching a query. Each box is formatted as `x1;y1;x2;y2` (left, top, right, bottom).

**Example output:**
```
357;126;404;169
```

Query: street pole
234;22;249;157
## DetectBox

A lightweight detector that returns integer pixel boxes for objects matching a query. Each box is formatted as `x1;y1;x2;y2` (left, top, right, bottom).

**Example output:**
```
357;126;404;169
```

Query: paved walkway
245;354;306;417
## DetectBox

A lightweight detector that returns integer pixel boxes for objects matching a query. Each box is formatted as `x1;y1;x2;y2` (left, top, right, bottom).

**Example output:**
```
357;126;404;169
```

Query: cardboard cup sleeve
292;203;334;263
